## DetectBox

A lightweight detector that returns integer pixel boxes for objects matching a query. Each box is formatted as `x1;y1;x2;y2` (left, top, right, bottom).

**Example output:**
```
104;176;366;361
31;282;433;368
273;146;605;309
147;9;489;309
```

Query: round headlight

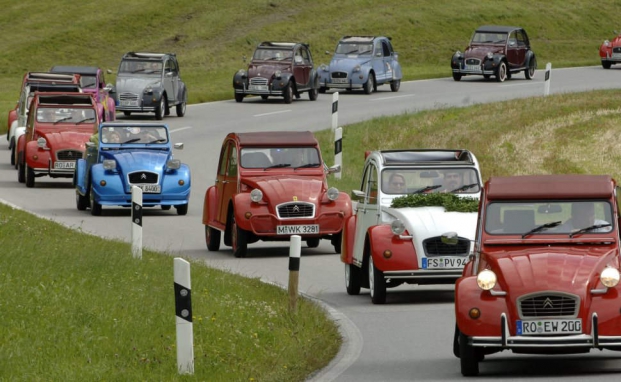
102;159;116;170
604;40;610;46
36;137;47;148
601;267;620;288
353;65;361;73
320;64;328;71
391;219;405;235
486;52;493;59
250;189;263;202
167;159;181;170
456;50;462;58
327;187;339;201
476;269;497;291
143;86;153;94
274;70;282;79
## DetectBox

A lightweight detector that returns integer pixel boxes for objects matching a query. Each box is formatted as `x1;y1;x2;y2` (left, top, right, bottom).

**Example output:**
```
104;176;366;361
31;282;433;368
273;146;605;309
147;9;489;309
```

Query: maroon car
599;31;621;69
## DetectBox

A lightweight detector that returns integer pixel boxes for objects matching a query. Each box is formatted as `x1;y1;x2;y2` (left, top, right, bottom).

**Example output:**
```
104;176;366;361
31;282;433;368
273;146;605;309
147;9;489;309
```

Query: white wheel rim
345;264;350;288
368;257;375;296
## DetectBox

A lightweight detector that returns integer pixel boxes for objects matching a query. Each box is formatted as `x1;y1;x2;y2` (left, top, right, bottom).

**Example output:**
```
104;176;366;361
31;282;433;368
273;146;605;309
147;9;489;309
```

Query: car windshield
118;60;163;74
381;167;481;195
252;49;292;61
485;201;614;235
335;42;374;56
471;32;508;44
80;75;98;89
102;126;169;144
240;147;321;169
36;107;96;124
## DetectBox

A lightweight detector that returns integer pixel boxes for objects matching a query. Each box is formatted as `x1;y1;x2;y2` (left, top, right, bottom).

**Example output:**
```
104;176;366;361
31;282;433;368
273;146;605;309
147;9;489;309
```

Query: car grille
119;92;139;101
423;236;470;257
613;47;621;53
518;293;579;318
128;171;159;184
331;72;348;79
56;150;83;161
277;202;315;219
249;77;268;86
465;58;481;66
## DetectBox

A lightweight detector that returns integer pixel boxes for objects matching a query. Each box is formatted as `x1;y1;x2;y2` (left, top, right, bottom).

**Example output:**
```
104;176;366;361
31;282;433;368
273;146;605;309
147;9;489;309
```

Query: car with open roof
233;42;319;104
318;36;402;94
74;122;191;216
599;30;621;69
451;25;537;82
454;174;621;376
202;131;350;257
341;149;482;304
110;52;187;119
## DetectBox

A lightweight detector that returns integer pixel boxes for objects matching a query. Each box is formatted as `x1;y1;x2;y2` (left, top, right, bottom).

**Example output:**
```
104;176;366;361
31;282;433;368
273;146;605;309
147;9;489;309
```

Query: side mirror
107;69;113;74
325;50;331;55
440;231;460;245
328;164;341;174
165;72;173;78
174;143;184;150
86;141;95;148
104;83;114;93
351;189;365;202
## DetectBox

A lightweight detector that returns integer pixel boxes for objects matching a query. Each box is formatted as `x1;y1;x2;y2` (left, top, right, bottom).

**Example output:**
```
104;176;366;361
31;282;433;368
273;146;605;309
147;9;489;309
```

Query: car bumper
94;190;191;207
602;55;621;63
243;211;346;237
383;269;462;280
452;68;496;76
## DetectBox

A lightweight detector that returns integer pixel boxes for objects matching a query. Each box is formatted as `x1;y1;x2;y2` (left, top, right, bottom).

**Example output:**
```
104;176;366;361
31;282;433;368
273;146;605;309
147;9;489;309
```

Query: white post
131;186;143;259
544;62;551;96
288;235;301;314
174;258;194;375
331;92;339;131
334;127;342;180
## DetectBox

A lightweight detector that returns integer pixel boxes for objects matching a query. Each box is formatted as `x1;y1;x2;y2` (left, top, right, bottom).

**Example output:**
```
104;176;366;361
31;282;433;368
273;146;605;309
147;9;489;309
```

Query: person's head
386;172;406;194
571;202;595;227
108;130;121;143
442;170;464;190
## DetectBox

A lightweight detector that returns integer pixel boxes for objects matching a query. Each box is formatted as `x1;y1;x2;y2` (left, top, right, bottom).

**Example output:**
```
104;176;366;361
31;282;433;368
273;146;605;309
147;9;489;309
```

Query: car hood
486;247;617;297
247;63;291;78
104;150;171;172
38;130;92;150
244;175;325;204
116;76;161;93
385;206;477;240
328;56;372;71
464;45;505;59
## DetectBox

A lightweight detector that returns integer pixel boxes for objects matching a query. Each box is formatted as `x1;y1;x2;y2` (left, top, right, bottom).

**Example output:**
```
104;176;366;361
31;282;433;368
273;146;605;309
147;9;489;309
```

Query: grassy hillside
1;0;618;130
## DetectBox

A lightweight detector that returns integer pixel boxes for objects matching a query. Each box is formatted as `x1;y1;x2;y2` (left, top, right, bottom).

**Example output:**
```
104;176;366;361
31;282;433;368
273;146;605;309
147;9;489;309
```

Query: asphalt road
2;66;621;381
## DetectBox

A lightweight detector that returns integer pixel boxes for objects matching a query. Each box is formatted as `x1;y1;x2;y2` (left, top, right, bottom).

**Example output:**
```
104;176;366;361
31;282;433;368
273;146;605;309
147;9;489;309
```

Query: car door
292;46;310;87
163;59;176;104
371;40;386;82
216;141;239;224
515;30;528;67
352;161;381;265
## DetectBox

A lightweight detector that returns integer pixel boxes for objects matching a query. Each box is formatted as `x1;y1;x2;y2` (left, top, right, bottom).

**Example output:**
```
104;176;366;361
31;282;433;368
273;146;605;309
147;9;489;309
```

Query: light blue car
74;122;191;216
318;36;402;94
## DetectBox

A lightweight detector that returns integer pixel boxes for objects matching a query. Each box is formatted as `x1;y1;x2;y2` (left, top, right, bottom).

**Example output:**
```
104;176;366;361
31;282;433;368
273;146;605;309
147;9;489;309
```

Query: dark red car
599;31;621;69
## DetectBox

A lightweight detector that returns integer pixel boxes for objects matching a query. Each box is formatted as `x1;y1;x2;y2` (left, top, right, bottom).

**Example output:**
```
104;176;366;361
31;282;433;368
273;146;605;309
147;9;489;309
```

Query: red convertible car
599;31;621;69
454;175;621;376
202;131;350;257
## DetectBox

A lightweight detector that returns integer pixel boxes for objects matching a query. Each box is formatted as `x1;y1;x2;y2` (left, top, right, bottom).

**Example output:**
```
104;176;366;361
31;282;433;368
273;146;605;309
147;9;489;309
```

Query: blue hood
103;150;171;174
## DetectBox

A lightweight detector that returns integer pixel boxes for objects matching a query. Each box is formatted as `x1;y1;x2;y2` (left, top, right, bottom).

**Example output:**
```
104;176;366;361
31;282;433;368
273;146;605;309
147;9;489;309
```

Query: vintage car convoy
451;25;537;82
599;31;621;69
233;42;319;104
318;35;402;94
341;149;482;304
202;131;350;257
454;175;621;376
74;122;191;216
110;52;188;119
16;92;98;188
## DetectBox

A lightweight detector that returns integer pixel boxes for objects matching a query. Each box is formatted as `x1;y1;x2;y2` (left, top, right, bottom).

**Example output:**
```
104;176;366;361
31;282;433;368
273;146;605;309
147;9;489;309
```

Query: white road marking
372;94;415;101
254;110;292;117
499;82;540;87
169;126;193;134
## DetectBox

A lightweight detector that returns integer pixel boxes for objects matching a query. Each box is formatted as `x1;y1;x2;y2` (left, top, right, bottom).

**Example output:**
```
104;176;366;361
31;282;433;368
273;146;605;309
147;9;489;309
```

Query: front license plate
516;319;582;335
465;64;480;71
422;257;468;269
249;85;268;91
134;184;161;193
54;161;75;169
331;78;348;84
120;100;139;107
276;224;319;235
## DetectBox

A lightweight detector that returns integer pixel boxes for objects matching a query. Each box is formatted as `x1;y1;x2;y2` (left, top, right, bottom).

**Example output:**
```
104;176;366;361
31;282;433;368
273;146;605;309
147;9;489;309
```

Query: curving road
2;66;621;381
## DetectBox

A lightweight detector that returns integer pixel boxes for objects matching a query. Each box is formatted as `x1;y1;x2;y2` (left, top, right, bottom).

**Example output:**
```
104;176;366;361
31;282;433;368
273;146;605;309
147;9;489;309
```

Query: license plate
465;64;480;71
612;53;621;58
332;78;348;84
422;257;468;269
120;100;139;107
276;224;319;235
516;319;582;335
134;184;161;193
249;85;268;91
54;161;75;169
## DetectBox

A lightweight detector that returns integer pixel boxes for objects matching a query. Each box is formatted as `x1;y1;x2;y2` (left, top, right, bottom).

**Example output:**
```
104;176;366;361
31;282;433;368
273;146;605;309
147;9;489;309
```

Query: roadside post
334;127;342;180
544;62;552;96
331;92;338;131
288;235;301;314
174;258;194;375
131;186;142;259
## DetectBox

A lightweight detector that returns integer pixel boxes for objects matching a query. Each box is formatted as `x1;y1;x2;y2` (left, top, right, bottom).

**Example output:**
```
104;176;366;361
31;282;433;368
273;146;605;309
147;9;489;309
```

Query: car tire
283;81;293;104
176;100;186;117
232;216;248;258
161;205;171;210
10;142;15;166
390;80;400;92
495;61;507;82
176;204;188;216
331;232;342;254
363;74;375;94
261;95;269;100
368;255;386;304
602;60;612;69
345;263;361;295
76;190;88;211
453;325;461;358
155;97;165;120
483;74;491;79
235;93;244;103
319;87;327;94
25;165;35;188
525;56;537;79
308;86;319;101
205;226;221;251
89;184;102;216
452;73;462;81
306;238;320;248
459;331;479;376
123;111;131;117
17;160;25;183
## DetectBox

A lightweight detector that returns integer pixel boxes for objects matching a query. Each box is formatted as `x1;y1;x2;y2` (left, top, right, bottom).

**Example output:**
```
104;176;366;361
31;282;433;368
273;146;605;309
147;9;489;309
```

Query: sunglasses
391;182;405;187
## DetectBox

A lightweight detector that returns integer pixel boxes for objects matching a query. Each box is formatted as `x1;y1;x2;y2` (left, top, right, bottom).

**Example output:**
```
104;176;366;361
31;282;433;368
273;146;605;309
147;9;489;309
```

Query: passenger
385;172;406;194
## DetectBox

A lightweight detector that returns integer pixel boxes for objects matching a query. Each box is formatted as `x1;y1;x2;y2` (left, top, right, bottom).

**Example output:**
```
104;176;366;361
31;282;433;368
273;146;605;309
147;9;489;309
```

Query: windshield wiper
449;183;479;193
569;223;612;238
265;163;291;169
124;138;141;144
294;163;320;169
412;185;442;194
53;116;73;125
345;49;359;54
76;117;95;124
521;221;562;239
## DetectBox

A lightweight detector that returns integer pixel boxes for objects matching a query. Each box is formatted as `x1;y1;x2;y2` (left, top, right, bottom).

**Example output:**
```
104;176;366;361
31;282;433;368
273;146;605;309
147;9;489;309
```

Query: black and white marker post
331;92;339;131
544;62;552;97
131;186;143;259
288;235;301;314
174;257;194;375
332;92;343;179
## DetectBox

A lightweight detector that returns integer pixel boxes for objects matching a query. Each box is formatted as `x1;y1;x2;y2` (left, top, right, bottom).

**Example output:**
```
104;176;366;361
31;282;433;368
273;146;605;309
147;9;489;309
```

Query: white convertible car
340;149;482;304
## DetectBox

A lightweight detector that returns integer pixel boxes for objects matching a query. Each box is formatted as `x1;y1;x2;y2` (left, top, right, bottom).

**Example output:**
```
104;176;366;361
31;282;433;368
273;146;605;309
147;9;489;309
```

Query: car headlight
327;187;339;201
320;64;328;71
455;50;462;58
604;40;610;46
601;267;620;287
476;269;497;290
250;188;263;202
486;52;493;59
274;70;282;79
238;69;246;75
102;159;116;170
391;219;405;235
353;65;361;73
167;159;181;170
36;137;47;148
143;86;153;94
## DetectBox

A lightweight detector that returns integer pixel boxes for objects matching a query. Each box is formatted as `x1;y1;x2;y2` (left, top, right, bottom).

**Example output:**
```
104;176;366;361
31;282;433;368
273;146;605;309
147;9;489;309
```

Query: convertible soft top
486;174;614;200
236;131;317;147
378;149;476;166
50;66;99;76
475;25;521;33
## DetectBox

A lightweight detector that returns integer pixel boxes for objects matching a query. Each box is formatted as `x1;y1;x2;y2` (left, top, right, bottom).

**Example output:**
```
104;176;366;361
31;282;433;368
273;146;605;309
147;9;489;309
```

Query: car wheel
123;111;131;117
232;216;248;258
260;95;269;100
453;325;461;358
525;57;537;79
10;142;15;166
17;160;25;183
319;87;327;94
452;72;462;81
235;93;244;103
331;232;342;254
176;100;186;117
89;184;102;216
603;60;612;69
495;61;507;82
283;81;293;104
363;74;375;94
390;80;400;92
155;97;165;120
76;190;88;211
306;238;320;248
161;205;171;210
345;263;361;295
175;204;188;216
459;331;479;376
308;86;319;101
205;226;221;251
368;255;386;304
483;74;491;79
25;165;35;188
